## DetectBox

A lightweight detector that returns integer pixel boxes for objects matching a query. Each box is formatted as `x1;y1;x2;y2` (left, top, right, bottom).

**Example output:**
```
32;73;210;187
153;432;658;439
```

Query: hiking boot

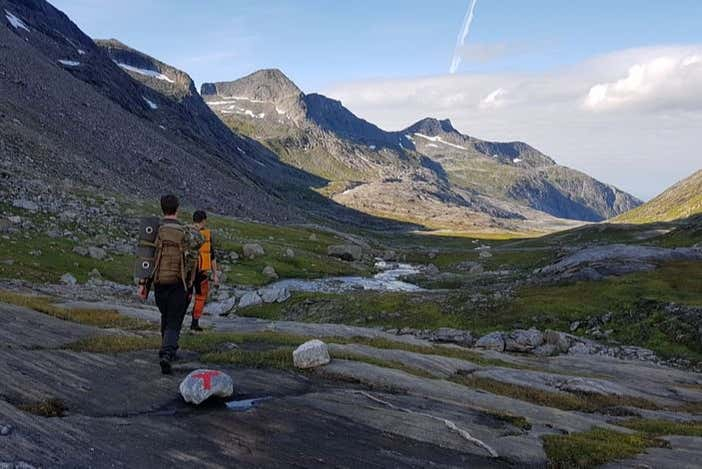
190;319;203;332
159;358;172;375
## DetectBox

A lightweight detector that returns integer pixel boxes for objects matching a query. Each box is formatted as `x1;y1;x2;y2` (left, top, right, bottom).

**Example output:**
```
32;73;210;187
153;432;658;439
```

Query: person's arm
211;232;219;285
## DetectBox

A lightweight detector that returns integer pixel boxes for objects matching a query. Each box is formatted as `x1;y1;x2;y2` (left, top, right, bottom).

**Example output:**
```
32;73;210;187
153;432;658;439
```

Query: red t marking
192;370;221;390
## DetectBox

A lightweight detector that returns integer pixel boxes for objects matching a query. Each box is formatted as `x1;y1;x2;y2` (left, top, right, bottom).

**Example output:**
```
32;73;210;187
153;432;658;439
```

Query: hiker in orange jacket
190;210;219;331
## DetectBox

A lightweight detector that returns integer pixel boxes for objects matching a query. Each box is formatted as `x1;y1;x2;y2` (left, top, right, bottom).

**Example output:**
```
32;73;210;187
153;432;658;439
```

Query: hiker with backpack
137;195;204;374
190;210;219;332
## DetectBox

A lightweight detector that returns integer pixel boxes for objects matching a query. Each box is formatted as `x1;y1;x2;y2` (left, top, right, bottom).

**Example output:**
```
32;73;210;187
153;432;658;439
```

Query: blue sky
51;0;702;90
51;0;702;199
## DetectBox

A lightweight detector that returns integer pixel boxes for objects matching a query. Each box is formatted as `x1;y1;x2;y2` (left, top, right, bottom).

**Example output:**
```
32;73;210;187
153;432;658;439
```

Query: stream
267;261;424;294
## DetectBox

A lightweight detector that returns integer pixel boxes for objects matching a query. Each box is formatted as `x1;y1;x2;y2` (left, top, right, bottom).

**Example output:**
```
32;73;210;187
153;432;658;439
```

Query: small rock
179;369;234;405
283;248;295;259
309;234;318;241
242;243;265;259
568;342;596;355
544;330;572;354
475;332;506;352
238;291;263;309
72;246;89;256
60;273;77;285
504;328;544;353
88;268;102;280
533;344;558;357
327;244;363;262
293;340;331;369
259;285;291;304
0;424;12;436
12;199;39;212
217;342;239;352
569;321;581;332
262;265;278;280
479;250;493;259
88;246;107;260
431;328;474;347
203;296;238;316
8;216;22;224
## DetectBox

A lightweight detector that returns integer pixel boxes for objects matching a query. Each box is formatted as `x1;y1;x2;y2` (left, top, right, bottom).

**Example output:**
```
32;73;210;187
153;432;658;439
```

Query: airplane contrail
449;0;479;74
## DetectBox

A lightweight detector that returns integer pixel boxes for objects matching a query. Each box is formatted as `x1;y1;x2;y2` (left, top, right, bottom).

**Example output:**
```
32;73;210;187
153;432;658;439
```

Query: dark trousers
154;282;188;360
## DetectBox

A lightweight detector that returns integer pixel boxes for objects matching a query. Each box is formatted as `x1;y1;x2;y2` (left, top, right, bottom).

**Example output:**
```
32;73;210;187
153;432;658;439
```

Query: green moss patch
543;427;667;468
0;291;153;330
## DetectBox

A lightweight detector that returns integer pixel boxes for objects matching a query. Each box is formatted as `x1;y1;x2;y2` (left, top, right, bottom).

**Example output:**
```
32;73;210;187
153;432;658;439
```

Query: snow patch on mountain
58;60;80;67
115;62;174;83
414;133;467;151
5;10;29;32
143;97;158;110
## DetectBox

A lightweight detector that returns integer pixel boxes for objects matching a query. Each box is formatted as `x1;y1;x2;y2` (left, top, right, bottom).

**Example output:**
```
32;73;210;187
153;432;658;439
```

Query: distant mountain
615;170;702;223
404;118;642;222
202;70;640;226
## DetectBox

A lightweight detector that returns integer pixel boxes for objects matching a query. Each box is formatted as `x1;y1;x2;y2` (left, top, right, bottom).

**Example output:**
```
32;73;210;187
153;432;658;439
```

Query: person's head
160;194;179;217
193;210;207;227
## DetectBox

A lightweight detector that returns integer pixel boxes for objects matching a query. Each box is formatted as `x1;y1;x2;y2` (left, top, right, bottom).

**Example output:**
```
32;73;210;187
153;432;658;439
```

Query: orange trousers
192;278;209;320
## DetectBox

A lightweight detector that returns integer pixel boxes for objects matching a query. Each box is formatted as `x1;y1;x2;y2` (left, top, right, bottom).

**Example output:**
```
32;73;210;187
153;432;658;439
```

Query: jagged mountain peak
201;68;302;103
406;117;457;136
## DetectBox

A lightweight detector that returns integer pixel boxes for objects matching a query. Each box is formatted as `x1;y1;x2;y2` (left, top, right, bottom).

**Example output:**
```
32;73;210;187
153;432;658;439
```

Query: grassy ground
235;260;702;363
0;291;153;330
452;374;661;413
542;427;667;468
619;418;702;437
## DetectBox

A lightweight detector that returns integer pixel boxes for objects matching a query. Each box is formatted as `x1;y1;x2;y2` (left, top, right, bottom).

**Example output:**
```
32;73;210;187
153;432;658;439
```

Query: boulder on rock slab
505;328;544;353
544;330;572;354
179;369;234;405
475;332;506;352
283;248;295;259
238;291;263;309
60;273;77;285
242;243;265;259
327;244;363;262
293;339;331;369
260;285;291;304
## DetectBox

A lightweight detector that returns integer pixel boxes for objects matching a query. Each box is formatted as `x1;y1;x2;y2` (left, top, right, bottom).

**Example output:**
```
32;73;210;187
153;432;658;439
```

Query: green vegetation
202;348;295;370
18;398;68;418
615;170;702;224
485;411;532;431
329;350;435;378
452;375;661;412
542;427;667;468
619;418;702;437
205;213;372;286
0;291;153;330
0;234;133;285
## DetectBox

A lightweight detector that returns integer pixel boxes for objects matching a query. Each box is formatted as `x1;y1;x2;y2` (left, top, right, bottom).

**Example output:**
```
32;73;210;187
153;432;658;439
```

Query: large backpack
153;221;199;288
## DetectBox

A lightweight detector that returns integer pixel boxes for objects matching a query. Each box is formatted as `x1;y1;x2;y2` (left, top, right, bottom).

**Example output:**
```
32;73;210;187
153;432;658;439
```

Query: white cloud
324;45;702;200
480;87;508;109
584;51;702;111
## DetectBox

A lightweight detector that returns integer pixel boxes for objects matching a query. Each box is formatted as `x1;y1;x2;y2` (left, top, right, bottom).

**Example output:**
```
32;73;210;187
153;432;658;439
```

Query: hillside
202;71;640;227
615;169;702;223
404;118;641;222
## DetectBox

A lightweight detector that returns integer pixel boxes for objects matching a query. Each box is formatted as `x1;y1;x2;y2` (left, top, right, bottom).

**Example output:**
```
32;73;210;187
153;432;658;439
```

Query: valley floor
2;288;702;468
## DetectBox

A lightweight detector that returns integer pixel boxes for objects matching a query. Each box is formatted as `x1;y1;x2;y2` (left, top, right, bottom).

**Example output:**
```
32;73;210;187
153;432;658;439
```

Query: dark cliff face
0;0;387;226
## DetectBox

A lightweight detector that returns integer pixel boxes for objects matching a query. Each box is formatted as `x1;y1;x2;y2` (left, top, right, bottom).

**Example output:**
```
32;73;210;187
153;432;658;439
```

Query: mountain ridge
202;70;641;225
